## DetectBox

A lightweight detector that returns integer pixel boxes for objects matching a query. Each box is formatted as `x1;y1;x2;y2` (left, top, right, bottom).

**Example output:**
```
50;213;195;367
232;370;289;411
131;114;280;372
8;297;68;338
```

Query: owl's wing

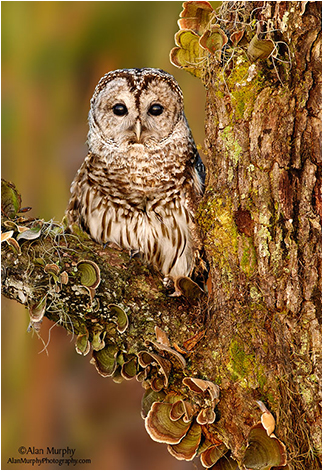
65;152;96;233
187;148;209;291
194;148;206;189
189;146;206;198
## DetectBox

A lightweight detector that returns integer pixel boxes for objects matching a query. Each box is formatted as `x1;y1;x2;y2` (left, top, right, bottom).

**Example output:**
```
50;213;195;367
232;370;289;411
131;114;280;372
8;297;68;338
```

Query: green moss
228;337;267;390
225;55;266;121
240;235;257;276
221;125;242;167
257;365;267;389
299;383;313;405
198;193;238;286
250;286;263;302
266;391;275;404
228;339;255;381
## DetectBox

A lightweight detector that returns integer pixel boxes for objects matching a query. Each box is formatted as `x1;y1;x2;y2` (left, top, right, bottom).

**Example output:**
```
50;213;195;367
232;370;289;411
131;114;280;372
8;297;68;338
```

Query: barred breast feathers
66;68;205;283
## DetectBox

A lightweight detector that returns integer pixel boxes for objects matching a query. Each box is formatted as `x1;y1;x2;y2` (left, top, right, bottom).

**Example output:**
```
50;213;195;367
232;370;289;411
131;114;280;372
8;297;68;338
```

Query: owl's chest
101;148;186;204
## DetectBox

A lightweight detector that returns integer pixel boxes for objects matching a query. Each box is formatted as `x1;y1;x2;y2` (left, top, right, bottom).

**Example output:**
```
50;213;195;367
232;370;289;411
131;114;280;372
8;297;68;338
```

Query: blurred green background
2;2;214;469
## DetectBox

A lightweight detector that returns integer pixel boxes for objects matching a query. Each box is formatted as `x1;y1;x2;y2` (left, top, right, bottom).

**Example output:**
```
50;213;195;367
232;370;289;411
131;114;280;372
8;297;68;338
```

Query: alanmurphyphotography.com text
7;446;91;467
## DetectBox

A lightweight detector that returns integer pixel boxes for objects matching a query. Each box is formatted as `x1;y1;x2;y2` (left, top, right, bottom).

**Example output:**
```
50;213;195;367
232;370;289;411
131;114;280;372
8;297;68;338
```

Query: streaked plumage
66;68;205;291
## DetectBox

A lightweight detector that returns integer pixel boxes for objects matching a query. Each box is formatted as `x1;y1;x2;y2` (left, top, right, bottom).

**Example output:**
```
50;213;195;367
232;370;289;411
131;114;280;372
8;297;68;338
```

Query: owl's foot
129;249;141;260
163;276;182;296
164;276;206;302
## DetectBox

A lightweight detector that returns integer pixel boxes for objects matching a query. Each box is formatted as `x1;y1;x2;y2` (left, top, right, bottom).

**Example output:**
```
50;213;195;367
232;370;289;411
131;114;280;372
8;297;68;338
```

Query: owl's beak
134;119;142;141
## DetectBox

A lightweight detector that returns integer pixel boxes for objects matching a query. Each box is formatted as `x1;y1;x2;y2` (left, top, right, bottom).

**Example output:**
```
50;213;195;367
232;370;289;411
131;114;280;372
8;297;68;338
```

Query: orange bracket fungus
255;400;276;437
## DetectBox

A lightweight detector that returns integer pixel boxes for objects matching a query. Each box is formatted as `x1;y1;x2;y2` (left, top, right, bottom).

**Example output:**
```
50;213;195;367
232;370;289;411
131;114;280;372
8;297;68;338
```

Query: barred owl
66;68;205;294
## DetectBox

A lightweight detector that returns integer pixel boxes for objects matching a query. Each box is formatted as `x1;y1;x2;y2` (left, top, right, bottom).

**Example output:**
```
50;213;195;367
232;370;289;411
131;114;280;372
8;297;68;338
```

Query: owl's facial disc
90;75;183;150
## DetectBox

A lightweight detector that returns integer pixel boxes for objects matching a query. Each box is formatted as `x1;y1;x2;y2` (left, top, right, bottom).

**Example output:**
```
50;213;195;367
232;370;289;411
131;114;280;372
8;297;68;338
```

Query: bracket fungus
141;389;167;419
28;296;47;324
167;421;202;461
171;399;197;423
91;325;106;351
177;1;214;35
1;229;21;254
196;406;216;425
145;401;192;445
44;263;60;278
90;344;119;378
183;377;220;403
176;276;206;302
121;356;137;380
200;443;229;468
138;351;172;391
147;339;187;369
16;224;42;241
199;24;228;57
255;400;276;436
243;423;287;469
247;34;275;63
76;259;101;301
60;270;69;285
143;373;221;465
75;328;91;356
108;304;129;334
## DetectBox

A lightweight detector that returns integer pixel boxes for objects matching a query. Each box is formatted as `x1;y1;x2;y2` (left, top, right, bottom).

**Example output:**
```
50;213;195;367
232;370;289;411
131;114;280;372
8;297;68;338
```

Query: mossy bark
197;1;321;468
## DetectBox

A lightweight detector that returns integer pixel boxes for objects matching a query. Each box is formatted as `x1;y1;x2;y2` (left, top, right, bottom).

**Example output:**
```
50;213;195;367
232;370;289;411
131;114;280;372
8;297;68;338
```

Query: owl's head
88;68;188;153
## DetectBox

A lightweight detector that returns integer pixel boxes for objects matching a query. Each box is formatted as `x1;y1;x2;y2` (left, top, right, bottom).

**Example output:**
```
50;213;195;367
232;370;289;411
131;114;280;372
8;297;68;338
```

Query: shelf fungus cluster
134;327;224;466
170;1;228;78
136;328;287;469
143;377;221;465
2;218;43;255
76;303;131;381
170;1;278;79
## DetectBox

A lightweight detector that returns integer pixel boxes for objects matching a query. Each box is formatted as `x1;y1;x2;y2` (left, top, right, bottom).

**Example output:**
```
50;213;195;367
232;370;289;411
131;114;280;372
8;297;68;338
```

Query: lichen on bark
197;1;321;468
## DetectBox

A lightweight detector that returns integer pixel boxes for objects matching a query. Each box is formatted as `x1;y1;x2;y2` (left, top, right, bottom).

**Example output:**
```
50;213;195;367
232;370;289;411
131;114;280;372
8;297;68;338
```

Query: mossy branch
1;206;205;358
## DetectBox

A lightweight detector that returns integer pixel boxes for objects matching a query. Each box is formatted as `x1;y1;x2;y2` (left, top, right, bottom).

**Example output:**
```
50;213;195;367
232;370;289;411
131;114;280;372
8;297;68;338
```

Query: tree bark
1;1;321;470
198;1;321;468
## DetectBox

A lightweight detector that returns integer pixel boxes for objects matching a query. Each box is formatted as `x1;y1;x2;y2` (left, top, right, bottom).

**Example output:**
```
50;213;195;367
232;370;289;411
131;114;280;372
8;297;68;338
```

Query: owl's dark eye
148;103;164;116
112;103;128;116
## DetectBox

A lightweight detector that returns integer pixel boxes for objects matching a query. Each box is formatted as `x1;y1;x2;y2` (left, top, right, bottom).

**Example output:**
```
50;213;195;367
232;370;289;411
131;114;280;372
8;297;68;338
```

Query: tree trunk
1;1;321;469
198;1;321;468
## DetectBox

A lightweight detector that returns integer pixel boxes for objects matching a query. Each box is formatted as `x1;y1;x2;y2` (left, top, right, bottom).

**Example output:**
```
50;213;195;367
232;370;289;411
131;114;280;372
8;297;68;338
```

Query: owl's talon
163;276;174;290
163;277;183;297
129;249;140;260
